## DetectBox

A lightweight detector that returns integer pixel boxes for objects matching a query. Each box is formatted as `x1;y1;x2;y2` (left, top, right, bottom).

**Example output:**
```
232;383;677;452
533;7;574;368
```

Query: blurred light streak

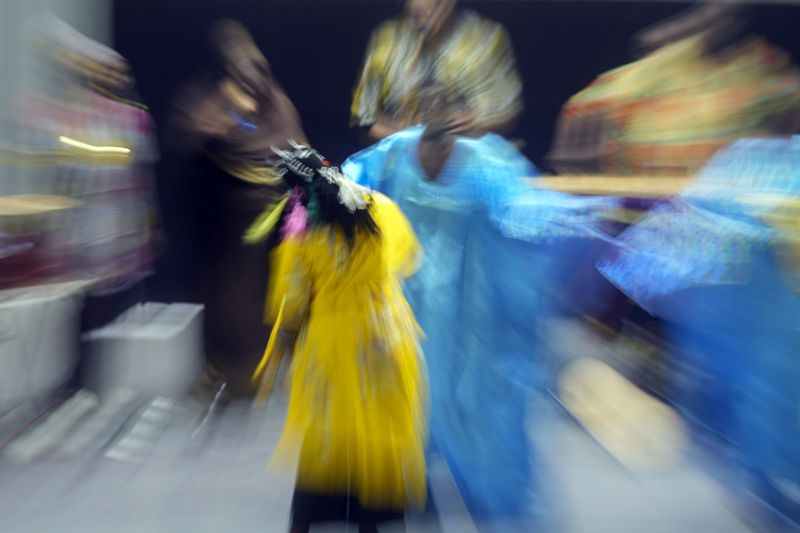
58;135;130;154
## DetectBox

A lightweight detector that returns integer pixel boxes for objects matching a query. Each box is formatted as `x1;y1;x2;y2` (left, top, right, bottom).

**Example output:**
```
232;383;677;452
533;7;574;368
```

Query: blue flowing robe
598;136;800;515
344;127;618;519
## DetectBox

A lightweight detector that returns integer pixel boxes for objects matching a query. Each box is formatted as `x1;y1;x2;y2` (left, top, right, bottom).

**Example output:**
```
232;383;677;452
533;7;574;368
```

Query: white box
82;302;204;397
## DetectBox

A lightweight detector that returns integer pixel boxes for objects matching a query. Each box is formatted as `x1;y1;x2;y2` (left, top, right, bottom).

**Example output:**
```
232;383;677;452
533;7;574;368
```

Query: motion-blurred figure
169;20;307;398
351;0;522;142
598;113;800;520
247;144;427;533
545;2;800;402
2;14;160;290
548;2;800;176
0;13;160;415
344;90;617;524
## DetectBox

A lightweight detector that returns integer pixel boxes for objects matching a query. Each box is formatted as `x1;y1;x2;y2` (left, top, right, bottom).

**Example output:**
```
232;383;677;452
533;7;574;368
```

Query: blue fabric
598;136;800;308
597;136;800;515
344;128;618;518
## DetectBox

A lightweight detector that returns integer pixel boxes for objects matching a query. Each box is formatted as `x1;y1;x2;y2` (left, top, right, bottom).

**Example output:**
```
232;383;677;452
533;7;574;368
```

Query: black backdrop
113;0;800;302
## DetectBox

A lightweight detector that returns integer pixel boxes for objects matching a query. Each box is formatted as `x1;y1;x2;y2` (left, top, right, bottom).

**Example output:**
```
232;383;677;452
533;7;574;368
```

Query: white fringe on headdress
272;140;370;213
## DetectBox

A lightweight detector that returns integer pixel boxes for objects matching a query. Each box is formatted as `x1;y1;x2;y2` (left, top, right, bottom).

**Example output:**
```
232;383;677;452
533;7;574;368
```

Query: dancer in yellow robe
247;141;427;533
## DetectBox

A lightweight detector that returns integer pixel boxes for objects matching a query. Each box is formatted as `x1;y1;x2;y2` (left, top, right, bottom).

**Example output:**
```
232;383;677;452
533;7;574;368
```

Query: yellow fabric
242;196;289;245
351;11;522;129
252;296;286;407
560;36;800;175
258;193;427;511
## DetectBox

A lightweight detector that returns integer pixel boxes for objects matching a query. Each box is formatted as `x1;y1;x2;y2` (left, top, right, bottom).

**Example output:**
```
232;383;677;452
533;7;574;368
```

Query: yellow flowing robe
255;193;427;511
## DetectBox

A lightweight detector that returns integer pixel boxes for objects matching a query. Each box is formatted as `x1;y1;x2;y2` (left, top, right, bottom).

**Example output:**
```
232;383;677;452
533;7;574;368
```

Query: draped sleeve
597;137;800;309
265;237;311;331
466;134;619;242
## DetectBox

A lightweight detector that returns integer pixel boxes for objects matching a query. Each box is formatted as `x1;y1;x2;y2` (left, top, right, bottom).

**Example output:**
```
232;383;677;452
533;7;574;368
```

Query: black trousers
290;489;404;532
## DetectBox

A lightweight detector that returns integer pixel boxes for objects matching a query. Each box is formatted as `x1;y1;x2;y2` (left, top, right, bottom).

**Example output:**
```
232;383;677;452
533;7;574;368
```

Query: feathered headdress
243;140;373;244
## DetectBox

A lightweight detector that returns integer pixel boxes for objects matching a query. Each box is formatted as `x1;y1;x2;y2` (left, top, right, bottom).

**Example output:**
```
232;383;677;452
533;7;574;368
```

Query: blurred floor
533;399;756;533
0;385;773;533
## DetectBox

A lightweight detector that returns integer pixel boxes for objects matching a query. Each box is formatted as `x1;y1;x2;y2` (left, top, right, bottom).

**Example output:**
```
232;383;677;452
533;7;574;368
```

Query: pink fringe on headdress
281;187;308;239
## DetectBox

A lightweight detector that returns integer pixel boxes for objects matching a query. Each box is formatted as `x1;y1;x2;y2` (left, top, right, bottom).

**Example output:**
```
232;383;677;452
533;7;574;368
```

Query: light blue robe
344;127;618;519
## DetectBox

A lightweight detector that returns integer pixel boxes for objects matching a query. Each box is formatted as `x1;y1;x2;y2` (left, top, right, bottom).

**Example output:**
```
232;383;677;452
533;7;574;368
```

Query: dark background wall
113;0;800;302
